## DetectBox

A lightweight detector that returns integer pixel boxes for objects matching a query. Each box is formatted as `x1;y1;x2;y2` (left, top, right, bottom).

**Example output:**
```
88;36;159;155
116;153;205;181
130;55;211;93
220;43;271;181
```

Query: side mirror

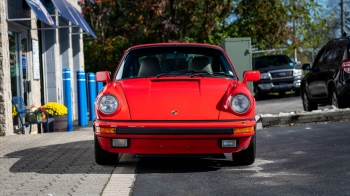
96;71;111;84
302;64;311;70
243;71;260;84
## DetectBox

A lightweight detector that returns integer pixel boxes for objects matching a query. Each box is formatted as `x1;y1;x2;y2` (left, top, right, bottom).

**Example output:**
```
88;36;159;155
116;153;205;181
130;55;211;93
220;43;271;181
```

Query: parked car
94;43;260;166
252;55;303;98
301;37;350;111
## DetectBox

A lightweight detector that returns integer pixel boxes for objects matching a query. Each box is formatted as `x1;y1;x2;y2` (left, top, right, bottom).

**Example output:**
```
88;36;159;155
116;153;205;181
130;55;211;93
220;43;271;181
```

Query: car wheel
331;87;347;109
95;136;119;165
295;89;301;96
231;132;256;166
302;88;317;111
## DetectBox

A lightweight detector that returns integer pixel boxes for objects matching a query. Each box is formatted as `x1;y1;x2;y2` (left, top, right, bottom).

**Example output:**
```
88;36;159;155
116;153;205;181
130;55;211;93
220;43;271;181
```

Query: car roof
127;43;224;51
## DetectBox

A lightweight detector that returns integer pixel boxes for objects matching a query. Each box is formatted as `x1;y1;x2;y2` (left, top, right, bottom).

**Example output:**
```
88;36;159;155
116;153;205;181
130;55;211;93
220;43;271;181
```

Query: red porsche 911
94;43;260;166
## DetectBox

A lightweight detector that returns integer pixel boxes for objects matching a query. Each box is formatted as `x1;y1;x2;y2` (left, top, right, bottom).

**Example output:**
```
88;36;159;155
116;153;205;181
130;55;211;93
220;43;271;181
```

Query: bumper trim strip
116;128;233;134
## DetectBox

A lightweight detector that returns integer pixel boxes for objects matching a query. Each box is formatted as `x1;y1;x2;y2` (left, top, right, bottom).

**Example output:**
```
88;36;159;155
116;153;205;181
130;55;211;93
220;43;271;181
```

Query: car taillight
342;60;350;74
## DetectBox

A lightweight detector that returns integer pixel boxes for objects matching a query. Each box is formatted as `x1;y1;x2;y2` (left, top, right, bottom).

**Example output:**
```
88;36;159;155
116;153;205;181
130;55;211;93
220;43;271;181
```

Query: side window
122;56;140;78
313;47;326;69
330;42;346;62
322;45;334;64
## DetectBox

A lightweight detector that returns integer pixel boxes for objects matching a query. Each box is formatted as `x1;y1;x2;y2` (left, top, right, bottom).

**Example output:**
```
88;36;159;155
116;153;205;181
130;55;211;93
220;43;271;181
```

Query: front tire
95;136;119;165
302;88;317;111
231;132;256;166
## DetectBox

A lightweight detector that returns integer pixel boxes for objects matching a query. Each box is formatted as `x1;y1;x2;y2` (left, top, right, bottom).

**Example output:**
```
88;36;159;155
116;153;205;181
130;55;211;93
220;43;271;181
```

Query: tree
83;0;233;73
287;0;329;50
82;0;330;72
226;0;329;53
227;0;290;50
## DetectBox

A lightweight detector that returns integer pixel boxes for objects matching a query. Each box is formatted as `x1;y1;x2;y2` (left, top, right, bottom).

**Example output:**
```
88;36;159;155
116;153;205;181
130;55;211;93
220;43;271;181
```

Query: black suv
252;55;302;98
301;37;350;111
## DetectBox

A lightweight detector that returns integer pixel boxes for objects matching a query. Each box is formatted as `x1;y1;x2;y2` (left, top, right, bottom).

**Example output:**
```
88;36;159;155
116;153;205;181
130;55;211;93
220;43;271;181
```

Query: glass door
9;31;28;130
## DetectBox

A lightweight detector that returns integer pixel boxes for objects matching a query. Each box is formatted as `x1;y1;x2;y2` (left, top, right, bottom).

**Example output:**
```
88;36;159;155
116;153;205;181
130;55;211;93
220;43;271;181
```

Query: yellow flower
12;104;17;118
41;102;68;116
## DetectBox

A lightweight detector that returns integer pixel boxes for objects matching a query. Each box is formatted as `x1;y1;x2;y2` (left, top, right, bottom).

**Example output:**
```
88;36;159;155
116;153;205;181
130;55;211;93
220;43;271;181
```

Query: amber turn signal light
234;126;254;134
96;127;115;133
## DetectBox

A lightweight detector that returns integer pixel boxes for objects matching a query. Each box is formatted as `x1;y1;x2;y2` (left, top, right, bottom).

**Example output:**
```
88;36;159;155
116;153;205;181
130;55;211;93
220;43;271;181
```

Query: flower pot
54;115;68;132
26;113;42;122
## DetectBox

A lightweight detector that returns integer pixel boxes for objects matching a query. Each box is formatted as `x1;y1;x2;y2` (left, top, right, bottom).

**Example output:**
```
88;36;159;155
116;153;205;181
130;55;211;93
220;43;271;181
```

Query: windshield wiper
156;69;209;78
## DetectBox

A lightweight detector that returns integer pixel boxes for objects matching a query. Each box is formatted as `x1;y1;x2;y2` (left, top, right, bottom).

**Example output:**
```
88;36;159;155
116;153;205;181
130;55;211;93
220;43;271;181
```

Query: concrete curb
259;107;350;127
102;154;138;196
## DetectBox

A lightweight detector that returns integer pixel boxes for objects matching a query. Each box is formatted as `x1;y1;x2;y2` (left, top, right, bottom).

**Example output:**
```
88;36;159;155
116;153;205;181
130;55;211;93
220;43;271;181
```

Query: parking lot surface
256;94;331;115
131;121;350;196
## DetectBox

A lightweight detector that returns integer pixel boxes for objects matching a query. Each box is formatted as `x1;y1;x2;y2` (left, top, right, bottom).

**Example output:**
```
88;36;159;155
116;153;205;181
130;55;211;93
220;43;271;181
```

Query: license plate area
275;83;292;88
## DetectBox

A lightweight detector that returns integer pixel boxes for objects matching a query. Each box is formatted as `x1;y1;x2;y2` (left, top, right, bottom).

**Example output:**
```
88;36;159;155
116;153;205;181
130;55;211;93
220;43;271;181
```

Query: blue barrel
76;70;88;126
87;72;97;121
62;68;73;132
97;82;104;94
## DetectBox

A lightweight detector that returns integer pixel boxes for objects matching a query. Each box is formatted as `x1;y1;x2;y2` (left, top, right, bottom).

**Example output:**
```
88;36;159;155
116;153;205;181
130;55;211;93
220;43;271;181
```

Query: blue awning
25;0;56;27
51;0;97;38
69;4;97;38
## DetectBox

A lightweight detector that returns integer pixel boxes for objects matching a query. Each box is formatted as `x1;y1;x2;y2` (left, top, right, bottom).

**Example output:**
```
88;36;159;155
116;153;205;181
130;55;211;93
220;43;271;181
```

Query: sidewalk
0;130;115;196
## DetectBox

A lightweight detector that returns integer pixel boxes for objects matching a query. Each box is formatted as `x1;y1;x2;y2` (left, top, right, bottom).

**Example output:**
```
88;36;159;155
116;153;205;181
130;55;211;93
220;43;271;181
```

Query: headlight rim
98;94;119;115
229;93;252;115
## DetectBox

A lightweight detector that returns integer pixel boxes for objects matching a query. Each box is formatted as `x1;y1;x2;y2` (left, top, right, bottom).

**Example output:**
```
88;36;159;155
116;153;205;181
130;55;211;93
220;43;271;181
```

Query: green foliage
227;0;290;50
227;0;328;53
285;0;329;50
82;0;329;73
83;0;233;73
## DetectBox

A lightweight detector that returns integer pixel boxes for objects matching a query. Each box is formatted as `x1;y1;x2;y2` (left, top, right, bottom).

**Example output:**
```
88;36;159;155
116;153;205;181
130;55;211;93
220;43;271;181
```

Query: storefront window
21;37;29;105
9;31;20;97
9;31;20;128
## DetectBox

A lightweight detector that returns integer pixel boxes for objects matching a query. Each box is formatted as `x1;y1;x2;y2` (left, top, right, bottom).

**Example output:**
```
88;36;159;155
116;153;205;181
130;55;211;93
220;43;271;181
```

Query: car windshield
115;46;236;79
253;55;294;69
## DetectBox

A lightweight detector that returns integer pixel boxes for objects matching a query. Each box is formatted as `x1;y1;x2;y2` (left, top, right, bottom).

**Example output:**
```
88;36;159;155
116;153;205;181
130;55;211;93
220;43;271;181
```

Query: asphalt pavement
131;121;350;195
255;93;330;115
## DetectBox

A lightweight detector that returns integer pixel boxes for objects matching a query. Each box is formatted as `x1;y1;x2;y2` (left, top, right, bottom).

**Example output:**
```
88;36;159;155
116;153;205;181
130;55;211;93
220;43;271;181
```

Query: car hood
255;65;294;73
119;77;235;120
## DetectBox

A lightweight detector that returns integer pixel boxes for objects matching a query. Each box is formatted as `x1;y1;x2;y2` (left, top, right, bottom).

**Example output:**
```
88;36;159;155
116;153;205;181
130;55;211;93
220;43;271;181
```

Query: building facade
0;0;93;136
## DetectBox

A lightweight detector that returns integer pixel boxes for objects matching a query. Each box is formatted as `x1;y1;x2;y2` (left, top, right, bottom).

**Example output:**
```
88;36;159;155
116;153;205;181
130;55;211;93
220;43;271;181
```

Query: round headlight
99;94;118;114
230;94;250;114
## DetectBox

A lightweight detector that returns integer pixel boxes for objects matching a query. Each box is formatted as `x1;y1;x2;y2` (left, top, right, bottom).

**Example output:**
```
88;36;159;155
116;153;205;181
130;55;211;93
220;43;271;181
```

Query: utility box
220;38;253;93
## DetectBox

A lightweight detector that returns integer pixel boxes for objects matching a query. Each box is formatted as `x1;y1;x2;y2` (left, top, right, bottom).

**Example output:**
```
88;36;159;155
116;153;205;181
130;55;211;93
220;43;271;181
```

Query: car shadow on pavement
4;140;115;174
136;156;248;174
255;92;299;101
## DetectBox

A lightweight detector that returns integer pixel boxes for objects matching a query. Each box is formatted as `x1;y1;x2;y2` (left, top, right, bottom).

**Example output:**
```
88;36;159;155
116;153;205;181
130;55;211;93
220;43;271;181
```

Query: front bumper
94;119;256;154
255;78;301;93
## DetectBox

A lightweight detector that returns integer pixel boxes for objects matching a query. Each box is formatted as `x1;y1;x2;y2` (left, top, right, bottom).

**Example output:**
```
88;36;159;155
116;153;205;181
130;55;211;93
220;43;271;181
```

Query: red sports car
94;43;260;165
